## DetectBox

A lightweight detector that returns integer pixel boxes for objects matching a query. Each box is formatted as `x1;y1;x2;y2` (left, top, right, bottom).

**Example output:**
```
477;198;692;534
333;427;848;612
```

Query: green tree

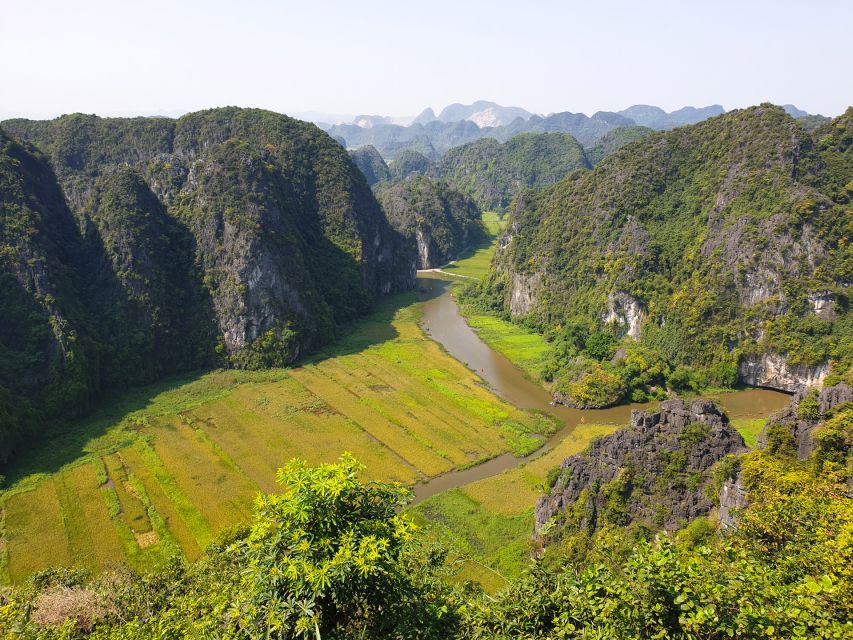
231;453;427;639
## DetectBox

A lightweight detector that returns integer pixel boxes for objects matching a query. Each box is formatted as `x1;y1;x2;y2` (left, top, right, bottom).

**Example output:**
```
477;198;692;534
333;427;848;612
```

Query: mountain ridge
0;108;415;462
469;104;852;406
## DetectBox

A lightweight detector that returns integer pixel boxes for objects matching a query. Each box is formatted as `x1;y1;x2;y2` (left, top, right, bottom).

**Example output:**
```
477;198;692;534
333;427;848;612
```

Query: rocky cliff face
718;381;853;529
717;475;749;529
0;131;95;459
374;175;483;269
758;382;853;458
603;291;644;340
535;399;746;539
489;105;852;394
0;108;415;462
739;352;829;393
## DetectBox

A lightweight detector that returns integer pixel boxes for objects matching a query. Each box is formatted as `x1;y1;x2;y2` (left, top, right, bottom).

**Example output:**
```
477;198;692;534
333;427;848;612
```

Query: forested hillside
585;125;654;165
375;175;484;268
348;145;391;185
389;149;433;181
0;109;415;463
430;133;590;210
465;105;852;408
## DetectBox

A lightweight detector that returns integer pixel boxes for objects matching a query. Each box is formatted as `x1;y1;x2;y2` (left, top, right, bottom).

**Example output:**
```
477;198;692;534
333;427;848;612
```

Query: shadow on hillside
301;276;448;363
446;234;495;265
1;283;439;486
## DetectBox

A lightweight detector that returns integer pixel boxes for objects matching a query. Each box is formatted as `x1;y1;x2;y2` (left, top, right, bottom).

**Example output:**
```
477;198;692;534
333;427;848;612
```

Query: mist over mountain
617;104;726;129
323;101;801;161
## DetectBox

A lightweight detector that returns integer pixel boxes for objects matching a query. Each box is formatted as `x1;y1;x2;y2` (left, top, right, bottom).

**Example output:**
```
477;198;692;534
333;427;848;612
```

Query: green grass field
411;423;619;591
441;212;507;279
459;309;551;384
0;292;554;584
731;418;766;448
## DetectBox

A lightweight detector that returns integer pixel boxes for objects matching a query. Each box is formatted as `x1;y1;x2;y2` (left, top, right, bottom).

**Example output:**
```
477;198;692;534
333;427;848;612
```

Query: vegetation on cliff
388;149;432;181
430;133;590;211
0;108;414;463
585;125;653;165
375;176;484;268
465;105;852;407
348;145;391;185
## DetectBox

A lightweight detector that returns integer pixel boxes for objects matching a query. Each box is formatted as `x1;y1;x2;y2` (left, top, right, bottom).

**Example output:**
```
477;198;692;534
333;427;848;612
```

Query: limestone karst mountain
0;108;415;461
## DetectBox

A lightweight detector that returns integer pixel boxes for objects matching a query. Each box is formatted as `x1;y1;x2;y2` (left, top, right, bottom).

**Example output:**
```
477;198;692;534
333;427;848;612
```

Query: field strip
288;365;453;477
5;481;71;582
349;352;510;454
310;362;476;467
55;469;97;569
119;443;207;558
303;363;455;474
149;421;256;532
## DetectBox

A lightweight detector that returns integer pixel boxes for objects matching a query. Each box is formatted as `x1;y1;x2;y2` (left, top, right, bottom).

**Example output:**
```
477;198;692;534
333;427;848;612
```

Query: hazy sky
2;0;851;121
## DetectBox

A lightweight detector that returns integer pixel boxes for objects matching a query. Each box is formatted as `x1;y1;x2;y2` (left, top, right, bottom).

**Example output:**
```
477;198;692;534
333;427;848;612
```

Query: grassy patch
458;306;551;383
442;212;507;279
731;418;766;448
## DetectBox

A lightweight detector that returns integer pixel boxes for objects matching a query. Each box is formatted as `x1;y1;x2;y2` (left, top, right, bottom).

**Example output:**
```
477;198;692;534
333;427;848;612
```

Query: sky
1;0;851;122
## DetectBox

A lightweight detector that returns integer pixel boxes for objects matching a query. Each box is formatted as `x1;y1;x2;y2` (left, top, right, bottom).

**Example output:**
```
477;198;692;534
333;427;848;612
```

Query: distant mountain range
324;101;820;160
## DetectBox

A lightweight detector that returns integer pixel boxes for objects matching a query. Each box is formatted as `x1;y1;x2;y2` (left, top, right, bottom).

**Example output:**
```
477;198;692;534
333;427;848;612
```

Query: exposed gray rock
415;227;432;270
509;272;540;315
757;382;853;458
808;292;836;320
535;399;746;539
739;352;829;392
718;475;749;529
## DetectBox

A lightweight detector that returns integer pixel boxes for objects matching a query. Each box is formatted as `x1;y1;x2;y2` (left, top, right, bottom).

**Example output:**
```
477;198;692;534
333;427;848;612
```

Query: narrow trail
416;267;477;280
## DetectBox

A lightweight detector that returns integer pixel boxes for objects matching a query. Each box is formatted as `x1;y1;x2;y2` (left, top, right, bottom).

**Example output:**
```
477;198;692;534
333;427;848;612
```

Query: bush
231;453;448;639
554;359;626;408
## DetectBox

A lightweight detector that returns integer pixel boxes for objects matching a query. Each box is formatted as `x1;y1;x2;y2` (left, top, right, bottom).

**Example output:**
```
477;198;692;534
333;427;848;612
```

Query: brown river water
411;274;791;503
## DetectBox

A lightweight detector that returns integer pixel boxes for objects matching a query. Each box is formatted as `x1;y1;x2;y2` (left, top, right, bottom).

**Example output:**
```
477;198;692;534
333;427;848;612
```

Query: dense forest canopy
429;133;591;211
375;175;484;269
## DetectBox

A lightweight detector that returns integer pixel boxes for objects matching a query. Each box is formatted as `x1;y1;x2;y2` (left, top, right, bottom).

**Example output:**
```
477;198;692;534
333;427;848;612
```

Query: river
411;274;791;503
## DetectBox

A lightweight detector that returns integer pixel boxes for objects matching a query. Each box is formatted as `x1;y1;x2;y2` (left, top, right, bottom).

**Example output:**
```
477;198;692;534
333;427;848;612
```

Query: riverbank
0;289;551;584
411;275;791;590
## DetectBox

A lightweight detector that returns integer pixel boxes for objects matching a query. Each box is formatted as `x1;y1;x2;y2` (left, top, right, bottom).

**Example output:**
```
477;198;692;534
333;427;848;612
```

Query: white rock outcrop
738;352;828;392
603;292;644;340
509;273;540;315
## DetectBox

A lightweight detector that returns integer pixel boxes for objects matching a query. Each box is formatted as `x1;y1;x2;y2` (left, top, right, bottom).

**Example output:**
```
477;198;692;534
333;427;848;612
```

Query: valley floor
0;211;792;588
0;291;552;583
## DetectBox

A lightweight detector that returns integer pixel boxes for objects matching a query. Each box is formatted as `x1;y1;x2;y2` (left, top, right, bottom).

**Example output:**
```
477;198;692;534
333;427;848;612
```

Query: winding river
411;274;791;503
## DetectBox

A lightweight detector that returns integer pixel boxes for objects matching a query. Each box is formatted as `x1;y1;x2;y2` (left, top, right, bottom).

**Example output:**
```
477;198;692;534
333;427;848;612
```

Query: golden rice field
0;292;556;584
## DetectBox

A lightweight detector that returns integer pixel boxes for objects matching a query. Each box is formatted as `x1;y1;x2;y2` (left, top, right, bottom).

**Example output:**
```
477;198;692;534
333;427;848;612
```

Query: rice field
441;212;508;279
0;291;552;584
